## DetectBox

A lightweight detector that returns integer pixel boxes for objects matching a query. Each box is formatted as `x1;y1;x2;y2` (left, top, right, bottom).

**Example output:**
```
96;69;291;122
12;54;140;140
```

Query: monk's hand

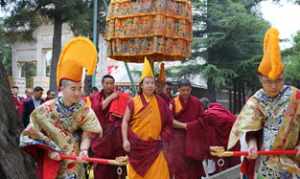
110;92;119;100
123;140;131;152
78;150;89;163
48;151;62;161
247;139;258;159
183;123;187;130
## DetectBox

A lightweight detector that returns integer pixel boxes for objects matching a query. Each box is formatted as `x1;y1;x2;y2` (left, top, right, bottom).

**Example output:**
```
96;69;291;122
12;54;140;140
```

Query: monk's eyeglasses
260;78;284;85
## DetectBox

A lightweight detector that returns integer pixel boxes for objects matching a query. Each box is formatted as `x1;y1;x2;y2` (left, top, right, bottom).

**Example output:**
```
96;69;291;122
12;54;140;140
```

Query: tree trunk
0;62;36;179
49;15;63;92
207;76;216;102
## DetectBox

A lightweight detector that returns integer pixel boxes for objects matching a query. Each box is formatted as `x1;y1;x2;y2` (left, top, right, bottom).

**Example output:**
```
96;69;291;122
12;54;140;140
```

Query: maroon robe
90;90;128;179
12;95;23;120
167;95;205;179
159;92;174;155
127;94;173;176
23;144;60;179
188;103;240;174
109;92;130;118
159;92;172;107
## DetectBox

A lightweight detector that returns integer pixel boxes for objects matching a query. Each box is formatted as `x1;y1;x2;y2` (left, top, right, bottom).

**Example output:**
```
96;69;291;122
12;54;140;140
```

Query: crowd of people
10;27;300;179
12;70;237;179
11;86;56;128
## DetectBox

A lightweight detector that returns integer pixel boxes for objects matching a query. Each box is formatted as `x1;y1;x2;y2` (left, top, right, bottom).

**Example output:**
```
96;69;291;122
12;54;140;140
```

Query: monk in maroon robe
155;63;173;107
188;101;240;175
158;81;173;107
167;79;205;179
90;74;128;179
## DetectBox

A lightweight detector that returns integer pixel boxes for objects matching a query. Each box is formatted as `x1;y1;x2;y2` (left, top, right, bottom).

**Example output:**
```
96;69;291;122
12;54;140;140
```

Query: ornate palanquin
105;0;192;62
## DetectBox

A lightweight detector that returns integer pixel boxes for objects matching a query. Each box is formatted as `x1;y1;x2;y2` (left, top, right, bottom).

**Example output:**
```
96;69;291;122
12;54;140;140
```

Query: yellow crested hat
56;37;97;87
257;27;284;80
140;57;154;80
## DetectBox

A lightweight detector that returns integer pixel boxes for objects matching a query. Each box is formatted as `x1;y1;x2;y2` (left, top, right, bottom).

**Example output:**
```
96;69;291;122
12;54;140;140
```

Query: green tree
207;0;268;103
170;0;268;108
283;32;300;87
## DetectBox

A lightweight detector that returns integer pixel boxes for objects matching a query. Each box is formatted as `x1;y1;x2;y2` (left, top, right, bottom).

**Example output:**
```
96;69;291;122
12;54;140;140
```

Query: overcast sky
259;0;300;48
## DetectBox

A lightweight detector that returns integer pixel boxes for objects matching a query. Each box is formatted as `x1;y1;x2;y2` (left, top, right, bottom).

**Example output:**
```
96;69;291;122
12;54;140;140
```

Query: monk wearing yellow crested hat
19;37;102;179
155;63;173;106
121;58;172;179
228;27;300;179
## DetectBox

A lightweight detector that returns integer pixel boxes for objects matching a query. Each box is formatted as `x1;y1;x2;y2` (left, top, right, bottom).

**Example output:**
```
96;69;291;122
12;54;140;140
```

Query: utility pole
92;0;99;87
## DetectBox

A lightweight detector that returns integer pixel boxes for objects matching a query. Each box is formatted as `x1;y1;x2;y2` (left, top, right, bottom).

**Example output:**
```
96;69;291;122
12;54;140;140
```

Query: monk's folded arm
101;94;115;110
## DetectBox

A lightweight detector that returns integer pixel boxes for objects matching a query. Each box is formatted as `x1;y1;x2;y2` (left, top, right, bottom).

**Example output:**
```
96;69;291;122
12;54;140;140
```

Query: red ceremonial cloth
23;144;60;179
109;92;130;118
240;158;255;179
